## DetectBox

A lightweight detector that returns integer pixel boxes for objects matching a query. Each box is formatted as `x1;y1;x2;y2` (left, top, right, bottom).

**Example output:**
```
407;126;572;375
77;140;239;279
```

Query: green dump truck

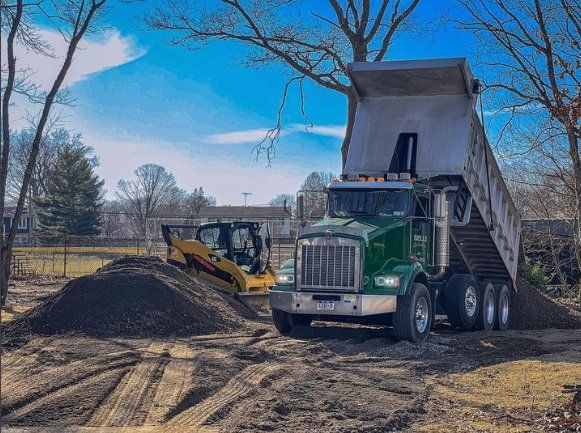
270;58;521;342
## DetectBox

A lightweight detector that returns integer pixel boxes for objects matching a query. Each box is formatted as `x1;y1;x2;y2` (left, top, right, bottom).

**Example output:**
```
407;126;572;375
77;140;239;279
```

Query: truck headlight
374;275;400;288
276;274;294;284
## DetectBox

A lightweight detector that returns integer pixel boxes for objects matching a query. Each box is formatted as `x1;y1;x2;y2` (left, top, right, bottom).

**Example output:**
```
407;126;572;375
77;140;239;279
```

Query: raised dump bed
344;58;520;284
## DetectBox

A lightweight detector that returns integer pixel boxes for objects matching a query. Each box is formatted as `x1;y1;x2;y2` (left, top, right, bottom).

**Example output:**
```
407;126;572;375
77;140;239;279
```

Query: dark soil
5;256;251;338
511;277;581;330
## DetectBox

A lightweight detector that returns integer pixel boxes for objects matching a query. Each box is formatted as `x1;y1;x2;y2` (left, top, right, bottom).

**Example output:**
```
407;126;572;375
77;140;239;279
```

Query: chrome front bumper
270;290;397;316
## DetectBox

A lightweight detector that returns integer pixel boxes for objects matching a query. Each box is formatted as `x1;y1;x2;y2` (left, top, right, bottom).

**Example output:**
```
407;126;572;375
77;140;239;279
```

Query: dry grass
418;359;581;432
12;246;150;277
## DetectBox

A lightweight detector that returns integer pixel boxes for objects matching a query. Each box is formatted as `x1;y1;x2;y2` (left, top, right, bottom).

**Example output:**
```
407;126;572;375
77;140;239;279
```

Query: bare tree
145;0;421;164
7;128;84;203
0;0;108;304
457;0;581;286
116;164;183;237
299;171;336;219
269;193;295;209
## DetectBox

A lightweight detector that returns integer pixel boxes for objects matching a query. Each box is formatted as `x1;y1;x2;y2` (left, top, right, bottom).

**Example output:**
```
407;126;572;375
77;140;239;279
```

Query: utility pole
242;192;252;206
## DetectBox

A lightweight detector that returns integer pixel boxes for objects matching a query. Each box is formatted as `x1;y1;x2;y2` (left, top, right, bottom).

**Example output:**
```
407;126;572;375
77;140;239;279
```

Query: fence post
63;237;68;278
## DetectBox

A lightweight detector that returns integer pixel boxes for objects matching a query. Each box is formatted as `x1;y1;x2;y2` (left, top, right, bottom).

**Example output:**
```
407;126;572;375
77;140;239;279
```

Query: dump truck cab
270;180;435;330
270;58;521;342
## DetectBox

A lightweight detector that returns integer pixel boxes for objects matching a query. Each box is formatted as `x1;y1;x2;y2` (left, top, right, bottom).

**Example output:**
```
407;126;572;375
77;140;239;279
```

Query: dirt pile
511;277;581;330
6;256;253;337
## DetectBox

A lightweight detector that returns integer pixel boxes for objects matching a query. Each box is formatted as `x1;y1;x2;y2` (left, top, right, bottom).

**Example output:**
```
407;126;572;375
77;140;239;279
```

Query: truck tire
393;283;432;343
473;283;496;331
272;308;293;335
292;314;312;327
494;284;510;331
445;274;479;330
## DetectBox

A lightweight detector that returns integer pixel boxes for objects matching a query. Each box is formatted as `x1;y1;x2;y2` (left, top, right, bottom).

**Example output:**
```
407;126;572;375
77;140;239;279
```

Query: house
198;206;292;236
3;207;34;238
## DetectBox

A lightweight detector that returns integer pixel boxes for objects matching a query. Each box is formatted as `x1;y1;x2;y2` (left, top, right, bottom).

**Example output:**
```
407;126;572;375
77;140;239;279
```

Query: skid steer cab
161;221;276;296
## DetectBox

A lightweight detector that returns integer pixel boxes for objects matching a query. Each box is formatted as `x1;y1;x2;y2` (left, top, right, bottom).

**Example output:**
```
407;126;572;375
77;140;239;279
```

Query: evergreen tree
36;142;104;236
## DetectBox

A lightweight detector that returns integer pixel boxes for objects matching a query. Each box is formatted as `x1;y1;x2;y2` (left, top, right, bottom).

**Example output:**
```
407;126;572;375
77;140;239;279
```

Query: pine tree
36;143;104;236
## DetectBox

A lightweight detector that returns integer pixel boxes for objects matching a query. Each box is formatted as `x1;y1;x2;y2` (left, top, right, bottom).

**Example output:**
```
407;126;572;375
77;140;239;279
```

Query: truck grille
299;243;359;290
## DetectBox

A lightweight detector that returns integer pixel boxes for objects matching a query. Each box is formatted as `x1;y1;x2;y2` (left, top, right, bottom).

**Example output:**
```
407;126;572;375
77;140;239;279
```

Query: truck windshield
327;189;409;217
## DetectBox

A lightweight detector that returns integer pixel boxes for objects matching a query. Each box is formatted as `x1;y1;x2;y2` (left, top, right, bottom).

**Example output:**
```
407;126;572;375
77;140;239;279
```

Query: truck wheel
292;314;312;327
272;308;293;335
494;284;510;331
473;283;496;331
445;274;479;330
393;283;432;343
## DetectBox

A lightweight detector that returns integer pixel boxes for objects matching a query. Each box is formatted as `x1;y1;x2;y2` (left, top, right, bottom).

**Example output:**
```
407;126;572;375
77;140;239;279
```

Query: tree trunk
0;249;12;305
341;91;358;168
566;128;581;277
0;0;23;306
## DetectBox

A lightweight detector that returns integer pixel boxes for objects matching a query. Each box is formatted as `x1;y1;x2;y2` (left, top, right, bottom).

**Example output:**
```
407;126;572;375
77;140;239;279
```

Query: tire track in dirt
145;344;198;424
164;363;280;431
89;342;172;427
2;352;138;415
2;368;128;424
1;337;61;381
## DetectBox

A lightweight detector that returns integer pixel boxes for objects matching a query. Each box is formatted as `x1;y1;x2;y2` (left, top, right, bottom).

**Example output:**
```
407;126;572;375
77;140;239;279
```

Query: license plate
317;301;335;311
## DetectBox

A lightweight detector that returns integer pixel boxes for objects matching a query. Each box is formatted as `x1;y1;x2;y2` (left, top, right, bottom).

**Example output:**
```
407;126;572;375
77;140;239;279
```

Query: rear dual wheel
446;275;511;332
473;283;496;331
495;284;510;331
445;275;479;330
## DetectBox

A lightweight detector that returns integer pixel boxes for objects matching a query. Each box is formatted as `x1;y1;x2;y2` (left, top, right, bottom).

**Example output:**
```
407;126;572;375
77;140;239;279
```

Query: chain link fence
11;236;148;278
9;229;314;279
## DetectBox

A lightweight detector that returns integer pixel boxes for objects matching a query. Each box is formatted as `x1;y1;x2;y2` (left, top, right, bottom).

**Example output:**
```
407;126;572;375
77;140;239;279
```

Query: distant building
198;206;292;236
3;207;34;238
521;218;578;286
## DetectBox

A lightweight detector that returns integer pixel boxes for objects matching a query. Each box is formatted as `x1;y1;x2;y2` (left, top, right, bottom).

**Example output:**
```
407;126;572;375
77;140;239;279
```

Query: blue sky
9;1;480;205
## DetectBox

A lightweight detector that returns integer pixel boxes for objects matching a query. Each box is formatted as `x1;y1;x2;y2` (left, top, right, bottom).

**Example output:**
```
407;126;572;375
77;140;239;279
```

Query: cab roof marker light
367;177;375;182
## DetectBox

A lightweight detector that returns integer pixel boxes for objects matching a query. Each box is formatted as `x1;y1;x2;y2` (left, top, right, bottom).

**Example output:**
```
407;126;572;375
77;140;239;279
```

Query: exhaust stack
433;186;457;280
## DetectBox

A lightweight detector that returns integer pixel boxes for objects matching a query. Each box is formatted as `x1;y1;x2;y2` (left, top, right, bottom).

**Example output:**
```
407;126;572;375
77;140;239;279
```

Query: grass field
11;244;293;277
12;246;151;277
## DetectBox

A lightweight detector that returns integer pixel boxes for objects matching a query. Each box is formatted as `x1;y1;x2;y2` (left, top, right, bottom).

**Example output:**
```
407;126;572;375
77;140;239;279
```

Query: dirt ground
1;280;580;433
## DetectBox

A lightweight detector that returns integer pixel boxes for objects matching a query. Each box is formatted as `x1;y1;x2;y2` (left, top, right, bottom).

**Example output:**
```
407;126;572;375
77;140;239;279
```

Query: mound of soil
511;277;581;330
6;256;253;337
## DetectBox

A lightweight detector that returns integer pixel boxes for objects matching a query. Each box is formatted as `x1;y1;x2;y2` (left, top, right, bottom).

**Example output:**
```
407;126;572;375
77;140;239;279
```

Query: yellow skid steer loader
161;221;275;312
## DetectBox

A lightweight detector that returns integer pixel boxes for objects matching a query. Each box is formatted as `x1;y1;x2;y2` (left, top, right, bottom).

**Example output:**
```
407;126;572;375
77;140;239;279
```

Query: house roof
198;206;290;219
3;206;30;217
521;219;574;237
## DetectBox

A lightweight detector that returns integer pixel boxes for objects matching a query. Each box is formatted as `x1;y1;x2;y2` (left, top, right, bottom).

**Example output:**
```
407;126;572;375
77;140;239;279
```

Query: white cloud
290;124;346;138
204;128;278;145
204;123;346;145
4;29;145;90
87;135;306;205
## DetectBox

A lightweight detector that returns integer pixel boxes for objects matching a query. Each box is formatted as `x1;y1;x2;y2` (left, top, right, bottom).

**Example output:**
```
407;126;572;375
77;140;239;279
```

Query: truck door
411;192;431;265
